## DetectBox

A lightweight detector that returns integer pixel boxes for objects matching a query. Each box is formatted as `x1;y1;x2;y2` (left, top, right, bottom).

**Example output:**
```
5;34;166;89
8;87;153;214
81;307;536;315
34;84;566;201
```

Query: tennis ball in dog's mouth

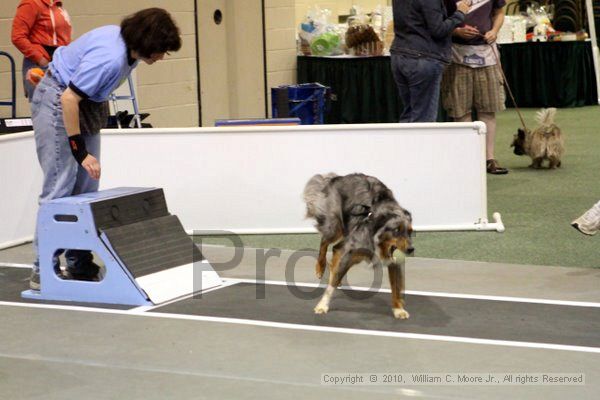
392;249;405;264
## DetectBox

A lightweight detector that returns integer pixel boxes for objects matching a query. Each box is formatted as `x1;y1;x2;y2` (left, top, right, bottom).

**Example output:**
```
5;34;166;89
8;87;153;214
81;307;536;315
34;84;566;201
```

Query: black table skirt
297;41;597;124
297;56;399;124
500;41;597;108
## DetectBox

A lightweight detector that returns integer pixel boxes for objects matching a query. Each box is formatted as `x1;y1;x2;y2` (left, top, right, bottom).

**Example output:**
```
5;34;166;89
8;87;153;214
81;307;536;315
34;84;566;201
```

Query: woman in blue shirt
30;8;181;289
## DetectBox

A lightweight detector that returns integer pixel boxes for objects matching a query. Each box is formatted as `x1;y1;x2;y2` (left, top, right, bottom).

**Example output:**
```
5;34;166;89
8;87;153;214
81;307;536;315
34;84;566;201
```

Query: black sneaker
64;261;101;282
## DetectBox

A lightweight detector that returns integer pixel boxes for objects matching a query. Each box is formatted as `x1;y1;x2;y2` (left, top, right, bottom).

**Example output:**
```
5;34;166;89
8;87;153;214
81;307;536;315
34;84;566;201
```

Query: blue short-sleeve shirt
50;25;138;102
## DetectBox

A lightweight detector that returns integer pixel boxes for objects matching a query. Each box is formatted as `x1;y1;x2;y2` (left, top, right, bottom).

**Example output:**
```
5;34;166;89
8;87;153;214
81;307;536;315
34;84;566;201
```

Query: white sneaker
572;203;600;236
29;270;40;291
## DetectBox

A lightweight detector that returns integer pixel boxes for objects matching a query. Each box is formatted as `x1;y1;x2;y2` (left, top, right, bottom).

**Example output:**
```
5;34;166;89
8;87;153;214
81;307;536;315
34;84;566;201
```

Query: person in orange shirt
11;0;72;101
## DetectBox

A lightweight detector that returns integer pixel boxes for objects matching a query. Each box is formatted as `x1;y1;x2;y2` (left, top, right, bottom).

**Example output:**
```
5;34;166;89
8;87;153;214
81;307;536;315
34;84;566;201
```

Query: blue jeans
22;57;48;101
31;73;101;274
391;54;445;122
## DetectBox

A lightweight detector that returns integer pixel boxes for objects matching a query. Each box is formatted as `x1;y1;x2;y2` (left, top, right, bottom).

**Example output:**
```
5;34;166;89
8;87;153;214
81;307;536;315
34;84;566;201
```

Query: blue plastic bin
271;83;329;125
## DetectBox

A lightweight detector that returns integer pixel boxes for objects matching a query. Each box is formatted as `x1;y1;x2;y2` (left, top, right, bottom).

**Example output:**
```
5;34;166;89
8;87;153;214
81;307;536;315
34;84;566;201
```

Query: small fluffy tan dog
511;108;565;169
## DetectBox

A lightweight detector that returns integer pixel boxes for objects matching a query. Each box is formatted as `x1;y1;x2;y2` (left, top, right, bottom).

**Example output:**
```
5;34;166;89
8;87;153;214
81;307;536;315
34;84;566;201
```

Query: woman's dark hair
121;8;182;58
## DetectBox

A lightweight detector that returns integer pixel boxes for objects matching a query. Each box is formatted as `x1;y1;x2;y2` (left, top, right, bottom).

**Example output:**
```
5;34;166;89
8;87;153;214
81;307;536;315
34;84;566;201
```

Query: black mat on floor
155;283;600;348
0;267;133;310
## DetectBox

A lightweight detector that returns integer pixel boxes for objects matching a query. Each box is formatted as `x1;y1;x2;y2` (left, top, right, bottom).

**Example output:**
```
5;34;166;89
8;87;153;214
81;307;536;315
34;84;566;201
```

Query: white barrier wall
0;132;42;249
0;123;502;249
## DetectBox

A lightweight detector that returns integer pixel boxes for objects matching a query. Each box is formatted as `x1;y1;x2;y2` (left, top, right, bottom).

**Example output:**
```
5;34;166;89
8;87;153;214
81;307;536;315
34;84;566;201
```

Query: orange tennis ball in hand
27;67;45;85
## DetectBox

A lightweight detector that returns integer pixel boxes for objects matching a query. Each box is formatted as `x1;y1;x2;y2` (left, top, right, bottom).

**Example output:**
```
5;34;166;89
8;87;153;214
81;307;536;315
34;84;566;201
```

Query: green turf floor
195;106;599;269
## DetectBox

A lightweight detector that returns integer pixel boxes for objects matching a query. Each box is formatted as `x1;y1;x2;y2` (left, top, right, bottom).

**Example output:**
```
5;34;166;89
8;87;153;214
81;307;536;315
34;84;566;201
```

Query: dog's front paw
393;308;410;319
315;262;326;280
314;304;329;314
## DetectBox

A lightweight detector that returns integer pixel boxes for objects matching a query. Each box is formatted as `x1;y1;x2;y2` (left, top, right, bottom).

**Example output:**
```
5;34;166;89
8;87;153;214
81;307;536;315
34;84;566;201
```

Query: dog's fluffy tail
303;173;337;218
535;108;557;127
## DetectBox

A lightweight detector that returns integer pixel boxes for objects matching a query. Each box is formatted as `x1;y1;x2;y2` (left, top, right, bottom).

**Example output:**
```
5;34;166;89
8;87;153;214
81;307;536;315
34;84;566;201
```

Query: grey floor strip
0;267;133;310
154;283;600;348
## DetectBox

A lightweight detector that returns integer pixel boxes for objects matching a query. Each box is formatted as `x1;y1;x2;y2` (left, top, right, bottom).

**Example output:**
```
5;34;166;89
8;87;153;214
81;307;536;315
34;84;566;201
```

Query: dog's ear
517;129;525;140
349;204;370;217
372;213;391;232
372;187;394;205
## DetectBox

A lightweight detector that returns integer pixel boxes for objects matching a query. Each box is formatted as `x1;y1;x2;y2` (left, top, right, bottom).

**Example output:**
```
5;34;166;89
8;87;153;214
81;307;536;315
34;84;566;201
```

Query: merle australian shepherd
303;173;414;319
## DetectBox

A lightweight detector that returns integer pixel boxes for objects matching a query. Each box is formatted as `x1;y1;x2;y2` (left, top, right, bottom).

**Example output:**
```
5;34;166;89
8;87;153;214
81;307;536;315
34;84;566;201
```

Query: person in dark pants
390;0;470;122
29;8;182;290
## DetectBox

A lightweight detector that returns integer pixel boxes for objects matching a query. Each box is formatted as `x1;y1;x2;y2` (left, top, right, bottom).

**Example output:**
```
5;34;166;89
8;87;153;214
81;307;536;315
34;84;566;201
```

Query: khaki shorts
441;63;506;118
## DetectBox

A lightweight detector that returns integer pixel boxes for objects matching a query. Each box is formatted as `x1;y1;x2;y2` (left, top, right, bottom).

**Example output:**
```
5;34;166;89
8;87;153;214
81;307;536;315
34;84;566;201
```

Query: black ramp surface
155;283;600;348
91;188;168;230
0;267;132;309
101;215;203;278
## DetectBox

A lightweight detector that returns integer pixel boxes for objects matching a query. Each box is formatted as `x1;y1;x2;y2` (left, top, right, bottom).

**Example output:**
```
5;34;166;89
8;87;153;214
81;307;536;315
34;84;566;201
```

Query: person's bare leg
454;113;472;123
479;112;496;160
456;111;507;174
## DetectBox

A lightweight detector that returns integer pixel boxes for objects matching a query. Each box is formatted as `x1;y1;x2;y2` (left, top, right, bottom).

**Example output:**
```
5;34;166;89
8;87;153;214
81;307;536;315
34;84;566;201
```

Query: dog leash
473;33;529;132
489;44;528;131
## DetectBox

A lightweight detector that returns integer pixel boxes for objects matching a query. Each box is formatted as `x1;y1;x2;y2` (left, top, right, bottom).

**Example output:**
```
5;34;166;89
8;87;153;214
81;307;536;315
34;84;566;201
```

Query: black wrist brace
68;134;88;164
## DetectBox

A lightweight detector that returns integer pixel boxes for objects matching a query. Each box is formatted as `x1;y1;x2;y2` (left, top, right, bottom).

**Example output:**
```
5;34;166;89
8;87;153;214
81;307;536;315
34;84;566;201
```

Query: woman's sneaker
64;262;101;281
572;204;600;236
29;270;41;291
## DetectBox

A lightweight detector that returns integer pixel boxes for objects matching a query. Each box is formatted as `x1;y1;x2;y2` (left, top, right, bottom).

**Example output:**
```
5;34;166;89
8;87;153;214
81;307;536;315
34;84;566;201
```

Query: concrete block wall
295;0;388;26
1;0;347;125
0;0;198;127
264;0;297;116
0;0;29;119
